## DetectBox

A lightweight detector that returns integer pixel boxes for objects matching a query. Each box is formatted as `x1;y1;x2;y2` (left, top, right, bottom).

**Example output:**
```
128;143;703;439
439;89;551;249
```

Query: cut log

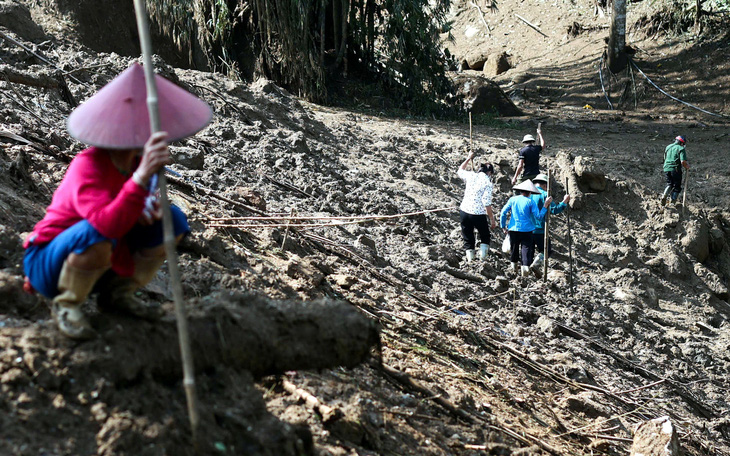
15;292;379;384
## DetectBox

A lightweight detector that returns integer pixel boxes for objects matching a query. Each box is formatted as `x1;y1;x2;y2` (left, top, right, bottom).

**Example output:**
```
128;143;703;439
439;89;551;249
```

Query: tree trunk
333;0;341;55
606;0;627;73
319;0;326;67
694;0;703;34
53;293;380;383
334;0;349;67
366;0;375;63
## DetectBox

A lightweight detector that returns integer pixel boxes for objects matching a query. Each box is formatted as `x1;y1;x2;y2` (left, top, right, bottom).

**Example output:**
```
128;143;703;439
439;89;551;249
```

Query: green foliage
146;0;196;55
147;0;456;113
146;0;234;74
379;0;454;109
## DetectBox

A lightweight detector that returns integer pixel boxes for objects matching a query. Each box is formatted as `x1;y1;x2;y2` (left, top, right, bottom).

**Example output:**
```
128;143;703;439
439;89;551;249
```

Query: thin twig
426;289;511;320
281;208;294;249
264;175;315;198
578;433;633;443
613;378;667;395
469;2;492;34
557;402;650;437
515;14;548;37
205;206;455;222
0;30;84;85
62;62;112;75
1;76;55;127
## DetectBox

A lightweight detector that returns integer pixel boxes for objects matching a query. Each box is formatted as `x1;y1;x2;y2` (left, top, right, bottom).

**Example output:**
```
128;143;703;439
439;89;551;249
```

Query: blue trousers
24;206;189;298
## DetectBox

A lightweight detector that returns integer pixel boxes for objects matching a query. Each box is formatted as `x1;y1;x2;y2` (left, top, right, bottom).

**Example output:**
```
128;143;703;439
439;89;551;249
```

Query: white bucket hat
522;134;536;143
533;174;549;184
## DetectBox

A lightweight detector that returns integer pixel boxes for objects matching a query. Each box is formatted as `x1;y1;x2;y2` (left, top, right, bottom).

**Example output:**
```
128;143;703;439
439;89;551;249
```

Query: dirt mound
1;1;730;455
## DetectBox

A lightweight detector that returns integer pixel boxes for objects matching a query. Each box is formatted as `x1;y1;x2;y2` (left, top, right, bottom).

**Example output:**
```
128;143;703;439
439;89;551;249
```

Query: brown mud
1;0;729;455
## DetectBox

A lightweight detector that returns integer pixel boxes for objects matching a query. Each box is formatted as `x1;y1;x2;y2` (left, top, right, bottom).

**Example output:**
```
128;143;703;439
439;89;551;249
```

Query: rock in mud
483;52;512;76
451;74;522;116
170;146;204;170
693;263;729;301
563;392;612;418
573;156;607;192
681;219;710;263
536;316;559;336
630;416;681;456
464;49;490;70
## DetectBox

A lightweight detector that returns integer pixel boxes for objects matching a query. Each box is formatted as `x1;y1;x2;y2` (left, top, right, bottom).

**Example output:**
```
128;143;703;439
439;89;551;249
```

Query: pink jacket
24;147;148;276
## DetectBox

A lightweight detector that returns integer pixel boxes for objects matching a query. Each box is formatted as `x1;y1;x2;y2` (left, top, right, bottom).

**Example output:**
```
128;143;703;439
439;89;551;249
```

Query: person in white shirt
457;151;496;262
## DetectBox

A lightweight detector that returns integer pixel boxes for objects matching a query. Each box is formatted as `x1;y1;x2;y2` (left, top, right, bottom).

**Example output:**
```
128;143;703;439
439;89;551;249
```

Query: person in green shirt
661;135;690;206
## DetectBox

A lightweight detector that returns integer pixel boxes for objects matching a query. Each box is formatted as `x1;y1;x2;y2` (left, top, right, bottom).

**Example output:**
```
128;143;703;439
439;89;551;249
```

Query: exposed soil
1;0;729;455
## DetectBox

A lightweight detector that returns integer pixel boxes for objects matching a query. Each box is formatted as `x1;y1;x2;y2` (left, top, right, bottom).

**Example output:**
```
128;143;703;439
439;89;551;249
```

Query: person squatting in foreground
500;179;552;277
23;63;211;340
529;173;570;276
457;150;497;262
661;135;689;207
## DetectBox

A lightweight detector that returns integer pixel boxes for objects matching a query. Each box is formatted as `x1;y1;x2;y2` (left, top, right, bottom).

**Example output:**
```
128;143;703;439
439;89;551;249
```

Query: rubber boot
520;265;531;277
465;249;476;263
530;253;544;270
97;252;165;320
660;186;671;207
52;261;107;340
478;244;489;260
508;262;518;274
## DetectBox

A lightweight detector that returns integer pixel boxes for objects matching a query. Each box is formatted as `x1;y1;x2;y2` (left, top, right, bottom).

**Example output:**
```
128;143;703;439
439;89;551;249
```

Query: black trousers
460;210;490;250
508;230;534;266
665;170;682;197
532;232;552;255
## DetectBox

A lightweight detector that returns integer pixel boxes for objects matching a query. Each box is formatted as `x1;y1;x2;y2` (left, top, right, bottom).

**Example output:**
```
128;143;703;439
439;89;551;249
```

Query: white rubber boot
508;262;518;274
530;253;544;270
520;265;531;277
465;249;476;262
478;244;489;260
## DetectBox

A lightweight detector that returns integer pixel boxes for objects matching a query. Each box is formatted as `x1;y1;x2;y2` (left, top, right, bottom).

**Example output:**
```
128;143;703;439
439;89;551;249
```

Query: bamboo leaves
147;0;455;110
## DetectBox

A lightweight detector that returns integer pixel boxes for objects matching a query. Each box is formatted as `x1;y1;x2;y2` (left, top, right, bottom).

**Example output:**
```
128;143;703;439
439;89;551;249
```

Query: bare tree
607;0;627;73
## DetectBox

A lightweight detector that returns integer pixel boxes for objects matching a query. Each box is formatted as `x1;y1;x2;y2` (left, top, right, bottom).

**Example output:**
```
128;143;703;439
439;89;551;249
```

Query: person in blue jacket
500;179;551;277
529;174;570;275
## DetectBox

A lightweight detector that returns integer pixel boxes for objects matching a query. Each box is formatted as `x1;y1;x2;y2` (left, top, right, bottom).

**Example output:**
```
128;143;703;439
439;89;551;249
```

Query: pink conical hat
67;63;212;149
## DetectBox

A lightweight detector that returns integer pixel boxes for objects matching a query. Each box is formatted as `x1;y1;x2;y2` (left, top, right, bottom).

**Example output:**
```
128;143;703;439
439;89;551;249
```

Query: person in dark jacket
511;126;546;185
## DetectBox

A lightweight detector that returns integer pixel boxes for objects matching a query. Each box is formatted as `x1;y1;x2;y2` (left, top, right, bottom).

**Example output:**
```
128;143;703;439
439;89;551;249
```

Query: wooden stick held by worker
566;177;574;296
133;0;211;448
542;170;550;282
682;168;689;215
469;112;475;171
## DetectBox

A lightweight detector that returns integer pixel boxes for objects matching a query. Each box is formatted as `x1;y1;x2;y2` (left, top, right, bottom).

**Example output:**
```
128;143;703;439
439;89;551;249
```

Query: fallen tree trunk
0;64;61;89
17;292;379;384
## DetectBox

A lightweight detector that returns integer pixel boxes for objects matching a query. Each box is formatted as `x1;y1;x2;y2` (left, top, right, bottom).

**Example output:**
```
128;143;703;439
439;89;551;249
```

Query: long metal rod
132;0;200;447
542;170;550;282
